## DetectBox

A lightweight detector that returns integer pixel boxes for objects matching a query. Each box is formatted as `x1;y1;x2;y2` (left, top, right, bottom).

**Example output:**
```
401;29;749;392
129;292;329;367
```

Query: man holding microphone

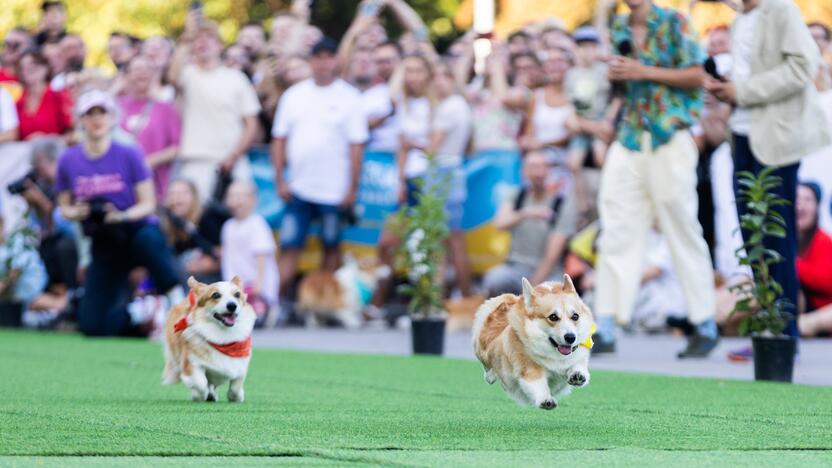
594;0;719;357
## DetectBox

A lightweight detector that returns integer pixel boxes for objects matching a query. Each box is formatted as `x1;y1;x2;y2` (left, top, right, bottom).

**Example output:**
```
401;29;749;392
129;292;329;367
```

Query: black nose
226;302;237;313
564;333;576;344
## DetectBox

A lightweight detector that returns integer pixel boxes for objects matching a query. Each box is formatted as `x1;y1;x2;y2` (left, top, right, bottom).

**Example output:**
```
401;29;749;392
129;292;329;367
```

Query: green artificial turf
1;330;831;467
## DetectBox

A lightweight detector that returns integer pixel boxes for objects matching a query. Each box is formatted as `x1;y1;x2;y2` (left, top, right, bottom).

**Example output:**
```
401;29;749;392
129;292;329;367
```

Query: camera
7;172;35;195
87;198;109;226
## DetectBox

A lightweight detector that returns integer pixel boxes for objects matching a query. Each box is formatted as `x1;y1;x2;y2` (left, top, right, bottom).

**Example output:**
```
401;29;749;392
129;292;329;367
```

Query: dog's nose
226;302;237;313
563;333;576;344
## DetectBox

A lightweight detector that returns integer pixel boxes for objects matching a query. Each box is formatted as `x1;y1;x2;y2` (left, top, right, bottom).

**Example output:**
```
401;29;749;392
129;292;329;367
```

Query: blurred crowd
0;0;831;345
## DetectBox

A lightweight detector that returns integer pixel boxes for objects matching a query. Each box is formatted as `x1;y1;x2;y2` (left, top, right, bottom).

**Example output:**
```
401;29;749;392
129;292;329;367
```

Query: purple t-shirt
55;142;151;214
117;96;181;199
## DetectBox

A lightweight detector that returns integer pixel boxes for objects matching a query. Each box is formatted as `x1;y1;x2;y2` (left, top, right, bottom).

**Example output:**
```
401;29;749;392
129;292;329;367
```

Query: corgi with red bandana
163;276;255;402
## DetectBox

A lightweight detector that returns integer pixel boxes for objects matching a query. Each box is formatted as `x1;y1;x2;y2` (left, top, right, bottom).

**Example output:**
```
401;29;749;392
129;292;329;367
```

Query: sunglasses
3;41;23;50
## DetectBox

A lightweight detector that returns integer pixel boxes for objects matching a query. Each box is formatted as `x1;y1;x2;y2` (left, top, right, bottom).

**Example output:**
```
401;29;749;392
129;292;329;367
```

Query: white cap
75;89;116;117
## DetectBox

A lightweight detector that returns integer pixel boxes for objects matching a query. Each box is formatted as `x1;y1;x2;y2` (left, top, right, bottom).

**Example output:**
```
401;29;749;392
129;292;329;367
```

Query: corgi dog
163;276;256;402
296;255;390;329
472;275;595;410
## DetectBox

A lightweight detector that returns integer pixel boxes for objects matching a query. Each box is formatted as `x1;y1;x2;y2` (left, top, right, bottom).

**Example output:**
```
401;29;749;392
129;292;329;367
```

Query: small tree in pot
730;168;796;382
393;158;450;355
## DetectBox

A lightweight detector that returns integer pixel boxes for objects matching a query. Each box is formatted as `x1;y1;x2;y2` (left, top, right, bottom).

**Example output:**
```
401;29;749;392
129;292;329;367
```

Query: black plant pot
752;335;796;383
411;318;446;355
0;301;23;328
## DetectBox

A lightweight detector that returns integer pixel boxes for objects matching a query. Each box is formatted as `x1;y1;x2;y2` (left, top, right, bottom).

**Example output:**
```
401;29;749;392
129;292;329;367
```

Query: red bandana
173;290;251;358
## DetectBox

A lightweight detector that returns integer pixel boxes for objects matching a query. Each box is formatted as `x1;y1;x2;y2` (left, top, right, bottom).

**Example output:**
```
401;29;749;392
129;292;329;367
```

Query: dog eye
211;292;221;300
571;313;580;321
234;292;241;298
548;313;559;322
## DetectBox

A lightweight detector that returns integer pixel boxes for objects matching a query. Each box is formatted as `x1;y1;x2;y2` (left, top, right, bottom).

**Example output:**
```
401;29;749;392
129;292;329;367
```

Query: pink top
117;95;181;199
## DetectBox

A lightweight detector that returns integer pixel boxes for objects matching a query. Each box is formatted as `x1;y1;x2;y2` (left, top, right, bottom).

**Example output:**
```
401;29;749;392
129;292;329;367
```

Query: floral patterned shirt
610;4;705;151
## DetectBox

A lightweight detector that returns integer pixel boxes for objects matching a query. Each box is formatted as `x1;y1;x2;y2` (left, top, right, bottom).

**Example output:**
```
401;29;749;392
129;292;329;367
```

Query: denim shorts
280;196;343;249
406;165;466;231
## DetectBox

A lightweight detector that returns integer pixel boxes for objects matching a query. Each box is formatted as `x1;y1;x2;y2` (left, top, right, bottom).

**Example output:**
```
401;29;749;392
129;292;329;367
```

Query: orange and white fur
473;275;595;410
163;276;256;402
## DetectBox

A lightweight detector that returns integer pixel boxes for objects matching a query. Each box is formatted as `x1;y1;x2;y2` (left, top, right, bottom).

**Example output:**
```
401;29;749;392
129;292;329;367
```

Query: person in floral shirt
593;0;718;359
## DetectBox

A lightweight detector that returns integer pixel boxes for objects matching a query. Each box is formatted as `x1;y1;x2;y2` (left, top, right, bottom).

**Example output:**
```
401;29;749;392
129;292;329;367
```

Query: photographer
55;89;181;337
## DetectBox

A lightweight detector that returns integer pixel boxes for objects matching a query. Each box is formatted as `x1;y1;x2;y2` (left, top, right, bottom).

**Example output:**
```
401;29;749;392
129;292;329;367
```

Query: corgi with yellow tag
472;275;595;410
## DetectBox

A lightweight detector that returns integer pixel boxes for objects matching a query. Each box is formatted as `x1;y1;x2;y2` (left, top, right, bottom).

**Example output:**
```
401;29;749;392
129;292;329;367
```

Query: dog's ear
187;276;205;293
230;276;243;288
521;277;536;310
562;274;576;294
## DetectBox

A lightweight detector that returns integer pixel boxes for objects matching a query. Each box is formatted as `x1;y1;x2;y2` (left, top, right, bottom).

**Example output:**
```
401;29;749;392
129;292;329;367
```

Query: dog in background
163;276;255;402
472;275;595;410
296;255;390;328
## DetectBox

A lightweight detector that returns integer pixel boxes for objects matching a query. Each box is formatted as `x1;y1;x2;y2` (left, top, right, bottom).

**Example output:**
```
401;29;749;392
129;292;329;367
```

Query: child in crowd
221;181;279;318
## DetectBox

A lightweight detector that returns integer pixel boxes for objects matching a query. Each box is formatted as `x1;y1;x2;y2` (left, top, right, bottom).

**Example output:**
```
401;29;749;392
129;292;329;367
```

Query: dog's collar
580;323;597;350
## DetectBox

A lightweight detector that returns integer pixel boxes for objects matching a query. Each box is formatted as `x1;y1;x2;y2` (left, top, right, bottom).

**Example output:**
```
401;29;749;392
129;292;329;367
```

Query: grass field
1;330;831;467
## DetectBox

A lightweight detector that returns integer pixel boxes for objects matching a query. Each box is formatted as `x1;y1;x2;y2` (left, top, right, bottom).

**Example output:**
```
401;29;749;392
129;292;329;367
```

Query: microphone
617;39;633;57
704;56;724;81
612;39;633;96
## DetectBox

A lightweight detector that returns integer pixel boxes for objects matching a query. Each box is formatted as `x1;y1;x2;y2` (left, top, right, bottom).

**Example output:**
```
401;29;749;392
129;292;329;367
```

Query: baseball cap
311;37;338;56
573;26;600;44
75;89;116;117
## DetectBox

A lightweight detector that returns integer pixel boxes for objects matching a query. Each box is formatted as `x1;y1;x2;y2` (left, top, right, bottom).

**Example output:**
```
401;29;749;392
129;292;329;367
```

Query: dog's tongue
221;314;236;327
558;345;573;356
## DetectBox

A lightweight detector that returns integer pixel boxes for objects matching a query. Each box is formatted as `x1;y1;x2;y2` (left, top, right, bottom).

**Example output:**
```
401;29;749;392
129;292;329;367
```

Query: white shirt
532;89;573;164
221;214;279;305
362;82;399;152
398;96;431;178
729;7;760;136
180;64;261;161
433;94;472;167
272;78;368;205
0;88;19;134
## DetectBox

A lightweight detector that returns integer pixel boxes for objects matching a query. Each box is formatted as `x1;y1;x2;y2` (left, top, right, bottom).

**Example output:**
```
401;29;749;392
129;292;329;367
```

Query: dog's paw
538;398;557;410
228;389;244;403
567;370;589;387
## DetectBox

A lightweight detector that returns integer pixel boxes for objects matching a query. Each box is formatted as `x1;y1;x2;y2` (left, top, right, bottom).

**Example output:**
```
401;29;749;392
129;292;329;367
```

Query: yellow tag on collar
581;323;597;350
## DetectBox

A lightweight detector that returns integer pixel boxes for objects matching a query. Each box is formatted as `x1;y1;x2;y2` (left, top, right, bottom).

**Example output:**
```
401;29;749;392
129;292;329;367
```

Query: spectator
455;40;527;157
510;51;542;90
41;37;67;91
371;54;434;309
426;62;473;297
483;151;577;297
140;36;175;101
160;179;228;284
1;28;32;100
35;1;67;47
706;0;832;339
507;30;533;56
271;37;367;301
221;181;279;307
808;22;832;91
520;47;574;191
118;55;181;200
108;32;137;74
595;0;717;358
0;217;48;316
345;48;377;92
55;89;181;337
15;50;73;141
705;25;731;57
0;87;19;143
796;182;832;336
223;44;253;78
169;18;260;201
60;33;86;71
362;41;402;154
237;22;267;60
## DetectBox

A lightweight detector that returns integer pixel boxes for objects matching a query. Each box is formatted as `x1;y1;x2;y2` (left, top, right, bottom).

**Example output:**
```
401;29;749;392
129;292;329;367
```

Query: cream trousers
595;131;715;325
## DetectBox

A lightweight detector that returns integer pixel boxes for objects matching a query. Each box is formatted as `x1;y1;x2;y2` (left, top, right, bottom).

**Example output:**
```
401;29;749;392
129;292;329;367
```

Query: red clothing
15;87;73;140
0;68;22;101
797;228;832;310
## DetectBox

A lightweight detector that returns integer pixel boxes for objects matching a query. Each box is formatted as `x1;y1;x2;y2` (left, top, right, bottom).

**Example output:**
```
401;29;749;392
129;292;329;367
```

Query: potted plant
393;158;450;355
730;168;796;382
